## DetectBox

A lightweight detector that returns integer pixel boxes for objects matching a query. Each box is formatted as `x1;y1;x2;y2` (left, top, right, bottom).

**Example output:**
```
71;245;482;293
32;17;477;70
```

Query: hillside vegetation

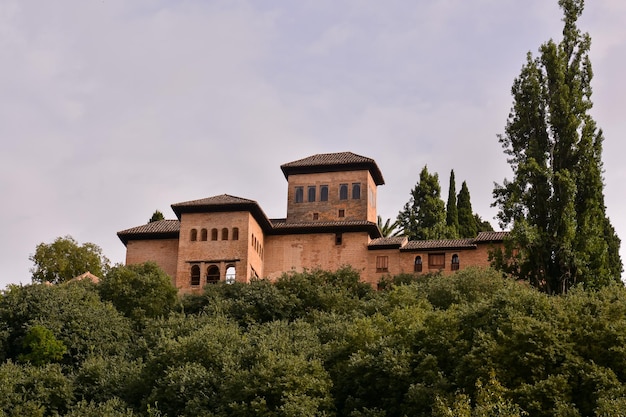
1;264;626;416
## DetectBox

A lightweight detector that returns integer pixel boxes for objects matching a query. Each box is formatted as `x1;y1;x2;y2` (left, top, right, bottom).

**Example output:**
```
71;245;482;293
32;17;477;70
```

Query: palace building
117;152;506;291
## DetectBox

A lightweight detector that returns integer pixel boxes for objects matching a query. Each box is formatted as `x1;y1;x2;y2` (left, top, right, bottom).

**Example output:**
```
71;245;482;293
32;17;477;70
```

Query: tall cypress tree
397;166;449;240
493;0;622;293
457;181;477;238
446;170;459;237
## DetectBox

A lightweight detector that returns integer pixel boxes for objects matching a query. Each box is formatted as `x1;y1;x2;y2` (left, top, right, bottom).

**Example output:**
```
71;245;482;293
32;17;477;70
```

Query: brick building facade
117;152;506;291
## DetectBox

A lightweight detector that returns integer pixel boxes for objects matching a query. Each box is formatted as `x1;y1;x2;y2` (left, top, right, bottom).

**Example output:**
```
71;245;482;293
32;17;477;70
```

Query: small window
190;229;198;241
225;265;236;284
222;228;229;240
190;265;200;286
206;265;220;284
313;213;319;220
211;228;218;241
339;184;348;200
232;227;239;240
320;185;329;201
308;186;316;202
200;228;208;241
451;254;460;271
429;253;445;269
338;209;345;218
335;233;343;245
295;187;304;203
376;256;389;273
352;183;361;199
414;256;423;272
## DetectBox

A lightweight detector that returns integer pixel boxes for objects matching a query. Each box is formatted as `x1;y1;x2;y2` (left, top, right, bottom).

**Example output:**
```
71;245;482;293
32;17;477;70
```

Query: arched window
211;228;218;241
295;187;304;203
451;254;460;271
339;184;348;200
414;256;422;272
352;183;361;199
232;227;239;240
206;265;220;284
200;228;207;241
308;186;316;202
190;265;200;286
222;228;229;240
320;185;328;201
190;229;198;241
225;265;236;284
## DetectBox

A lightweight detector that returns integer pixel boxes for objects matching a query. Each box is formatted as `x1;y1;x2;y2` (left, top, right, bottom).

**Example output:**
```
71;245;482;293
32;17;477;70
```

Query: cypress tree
457;181;477;238
397;166;449;240
493;0;622;293
446;170;459;237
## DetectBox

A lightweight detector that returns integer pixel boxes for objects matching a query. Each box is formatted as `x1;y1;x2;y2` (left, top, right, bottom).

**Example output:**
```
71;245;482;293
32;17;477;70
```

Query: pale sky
1;0;625;289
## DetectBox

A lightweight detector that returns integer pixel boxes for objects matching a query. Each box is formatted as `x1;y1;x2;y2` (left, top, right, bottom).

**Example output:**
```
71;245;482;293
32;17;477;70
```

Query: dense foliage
2;264;626;416
492;0;622;292
397;166;489;240
29;236;111;284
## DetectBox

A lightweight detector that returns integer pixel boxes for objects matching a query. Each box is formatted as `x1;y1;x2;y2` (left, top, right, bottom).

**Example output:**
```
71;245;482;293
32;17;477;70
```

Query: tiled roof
280;152;385;185
117;219;180;245
402;238;477;251
368;236;408;249
171;194;257;208
170;194;272;230
270;219;381;238
475;231;509;242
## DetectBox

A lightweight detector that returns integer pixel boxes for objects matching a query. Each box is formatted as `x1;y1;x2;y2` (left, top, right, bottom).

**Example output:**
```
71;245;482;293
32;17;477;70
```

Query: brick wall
285;171;376;223
125;239;179;286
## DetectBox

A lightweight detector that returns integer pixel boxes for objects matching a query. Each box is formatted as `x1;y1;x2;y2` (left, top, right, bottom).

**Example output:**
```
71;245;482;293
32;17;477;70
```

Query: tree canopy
492;0;622;293
29;236;110;284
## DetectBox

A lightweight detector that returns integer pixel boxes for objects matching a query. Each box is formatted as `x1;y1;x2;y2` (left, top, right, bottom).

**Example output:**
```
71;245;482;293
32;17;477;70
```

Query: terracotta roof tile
475;231;509;242
270;219;381;238
402;238;477;251
117;219;180;245
280;152;385;185
368;236;408;249
171;194;256;208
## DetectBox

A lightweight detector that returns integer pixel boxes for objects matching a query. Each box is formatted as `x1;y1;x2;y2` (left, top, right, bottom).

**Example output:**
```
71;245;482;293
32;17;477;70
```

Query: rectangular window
338;209;345;218
295;186;304;203
308;186;316;202
320;185;329;201
313;213;319;220
429;253;445;269
335;233;342;245
376;256;389;273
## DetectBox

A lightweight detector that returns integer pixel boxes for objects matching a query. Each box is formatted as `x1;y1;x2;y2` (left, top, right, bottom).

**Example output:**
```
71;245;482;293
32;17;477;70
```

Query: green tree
446;170;459;237
397;166;451;240
492;0;622;293
474;214;494;232
148;210;165;223
457;181;477;238
377;215;401;238
18;325;67;366
30;236;110;284
99;262;178;322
